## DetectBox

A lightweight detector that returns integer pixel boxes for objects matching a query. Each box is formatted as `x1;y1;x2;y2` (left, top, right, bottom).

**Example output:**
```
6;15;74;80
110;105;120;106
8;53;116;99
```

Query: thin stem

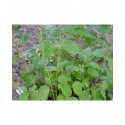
40;29;55;100
17;45;35;84
55;32;62;99
12;79;22;94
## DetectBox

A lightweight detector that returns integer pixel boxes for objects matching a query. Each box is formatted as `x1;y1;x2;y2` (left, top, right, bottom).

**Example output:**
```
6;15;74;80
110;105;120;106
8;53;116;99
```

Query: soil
12;25;41;100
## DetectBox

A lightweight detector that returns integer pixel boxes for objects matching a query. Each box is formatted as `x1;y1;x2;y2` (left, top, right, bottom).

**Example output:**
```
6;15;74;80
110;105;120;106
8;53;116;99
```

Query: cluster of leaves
12;25;113;100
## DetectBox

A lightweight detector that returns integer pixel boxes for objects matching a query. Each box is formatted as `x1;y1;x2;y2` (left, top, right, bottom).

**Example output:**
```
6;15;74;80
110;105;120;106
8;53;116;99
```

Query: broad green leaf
88;62;101;70
58;84;62;90
82;79;90;89
39;85;50;100
19;86;28;92
66;65;79;72
19;92;29;100
79;47;92;60
29;84;37;91
83;30;95;39
43;41;54;57
65;73;72;81
87;67;99;77
69;97;78;100
100;82;108;90
61;84;72;97
73;26;83;35
57;94;66;100
48;66;56;71
29;90;39;100
98;38;105;46
92;49;105;57
12;55;19;64
58;61;69;70
12;25;21;32
97;25;111;34
62;39;80;54
85;47;92;58
58;75;67;85
72;81;83;96
45;77;51;85
79;90;91;100
20;71;32;87
93;91;104;100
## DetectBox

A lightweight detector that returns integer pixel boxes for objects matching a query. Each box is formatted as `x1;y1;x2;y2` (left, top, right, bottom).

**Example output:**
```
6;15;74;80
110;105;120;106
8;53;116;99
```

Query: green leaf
69;97;78;100
20;71;32;87
98;38;105;46
79;90;91;100
100;82;108;90
57;94;66;100
79;47;92;60
72;81;83;96
87;67;99;77
66;65;79;72
12;55;19;64
92;49;105;57
61;84;72;97
48;66;56;71
29;85;37;92
19;92;29;100
12;25;21;32
97;25;111;34
58;75;67;85
45;77;51;85
59;61;69;71
43;41;54;57
29;90;39;100
88;62;101;70
39;85;50;100
19;86;28;92
93;91;104;100
29;85;38;100
83;30;95;39
62;39;80;54
82;79;90;89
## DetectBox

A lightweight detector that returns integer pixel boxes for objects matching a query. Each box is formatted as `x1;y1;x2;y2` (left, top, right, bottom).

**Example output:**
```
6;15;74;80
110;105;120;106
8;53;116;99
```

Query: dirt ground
12;25;41;100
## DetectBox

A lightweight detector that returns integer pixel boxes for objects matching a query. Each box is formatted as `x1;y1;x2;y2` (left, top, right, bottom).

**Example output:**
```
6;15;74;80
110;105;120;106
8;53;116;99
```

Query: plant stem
40;29;55;100
17;45;35;84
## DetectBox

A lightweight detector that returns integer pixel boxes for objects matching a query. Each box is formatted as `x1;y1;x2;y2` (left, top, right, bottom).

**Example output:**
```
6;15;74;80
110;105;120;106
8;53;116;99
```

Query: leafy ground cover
12;25;113;100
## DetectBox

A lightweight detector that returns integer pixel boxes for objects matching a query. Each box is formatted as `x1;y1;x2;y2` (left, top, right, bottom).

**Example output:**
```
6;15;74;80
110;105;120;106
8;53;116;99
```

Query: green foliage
72;81;83;96
20;71;32;87
92;49;105;57
58;75;67;85
61;84;72;97
87;67;99;77
62;39;80;54
38;85;50;100
19;92;29;100
13;25;113;100
12;25;21;32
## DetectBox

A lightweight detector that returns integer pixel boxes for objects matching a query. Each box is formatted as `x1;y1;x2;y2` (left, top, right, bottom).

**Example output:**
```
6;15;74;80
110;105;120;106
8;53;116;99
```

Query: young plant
12;25;113;100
